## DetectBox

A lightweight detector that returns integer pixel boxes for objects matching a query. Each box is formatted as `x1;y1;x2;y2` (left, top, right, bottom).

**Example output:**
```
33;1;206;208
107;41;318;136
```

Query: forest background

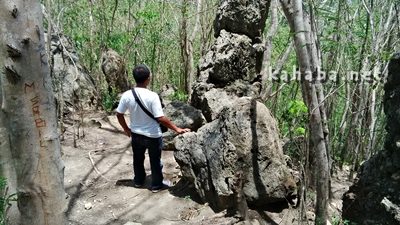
53;0;399;172
1;0;399;224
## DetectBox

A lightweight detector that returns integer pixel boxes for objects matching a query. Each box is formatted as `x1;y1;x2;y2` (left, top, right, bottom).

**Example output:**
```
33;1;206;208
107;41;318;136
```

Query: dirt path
63;113;217;225
63;112;351;225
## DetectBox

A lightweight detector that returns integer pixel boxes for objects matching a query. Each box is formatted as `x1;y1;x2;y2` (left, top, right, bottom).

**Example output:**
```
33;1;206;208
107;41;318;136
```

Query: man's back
116;87;164;138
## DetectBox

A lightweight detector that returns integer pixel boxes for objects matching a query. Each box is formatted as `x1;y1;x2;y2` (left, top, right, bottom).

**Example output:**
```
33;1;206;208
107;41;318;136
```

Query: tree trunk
180;0;202;97
199;0;216;57
260;0;278;100
280;0;330;224
180;0;188;92
0;81;20;224
0;1;66;225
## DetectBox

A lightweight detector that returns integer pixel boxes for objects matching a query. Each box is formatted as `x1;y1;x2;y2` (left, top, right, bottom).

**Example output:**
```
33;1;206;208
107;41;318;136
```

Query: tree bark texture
280;0;330;224
180;0;202;97
0;1;66;225
0;80;20;224
260;0;278;101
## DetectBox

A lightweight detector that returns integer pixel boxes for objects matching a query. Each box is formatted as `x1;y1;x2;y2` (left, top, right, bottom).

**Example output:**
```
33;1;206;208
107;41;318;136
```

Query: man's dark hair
133;64;150;84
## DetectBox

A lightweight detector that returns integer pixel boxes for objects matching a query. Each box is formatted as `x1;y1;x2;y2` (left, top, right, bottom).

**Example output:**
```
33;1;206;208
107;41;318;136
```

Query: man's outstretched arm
157;116;190;134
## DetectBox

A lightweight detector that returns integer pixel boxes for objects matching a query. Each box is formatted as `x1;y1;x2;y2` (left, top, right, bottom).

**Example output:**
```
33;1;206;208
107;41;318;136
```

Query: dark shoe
116;179;135;187
151;180;171;193
133;182;144;188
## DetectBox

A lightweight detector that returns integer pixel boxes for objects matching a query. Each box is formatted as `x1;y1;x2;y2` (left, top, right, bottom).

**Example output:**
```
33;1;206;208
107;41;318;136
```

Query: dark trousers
131;133;164;188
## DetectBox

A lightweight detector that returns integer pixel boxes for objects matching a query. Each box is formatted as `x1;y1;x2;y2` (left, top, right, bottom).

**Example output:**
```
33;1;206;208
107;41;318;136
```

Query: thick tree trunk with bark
0;83;20;224
280;0;330;224
0;1;66;225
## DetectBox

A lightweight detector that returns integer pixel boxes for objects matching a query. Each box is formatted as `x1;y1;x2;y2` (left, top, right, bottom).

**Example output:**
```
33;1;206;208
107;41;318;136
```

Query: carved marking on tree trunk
35;118;46;128
1;1;66;223
24;82;47;147
21;37;30;45
7;44;22;58
30;96;47;129
38;44;47;65
35;25;41;40
31;96;40;116
4;64;21;84
24;82;35;93
11;5;18;18
40;51;47;66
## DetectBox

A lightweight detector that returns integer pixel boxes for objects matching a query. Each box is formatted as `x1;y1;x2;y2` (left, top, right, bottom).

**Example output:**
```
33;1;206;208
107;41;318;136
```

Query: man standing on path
116;64;190;192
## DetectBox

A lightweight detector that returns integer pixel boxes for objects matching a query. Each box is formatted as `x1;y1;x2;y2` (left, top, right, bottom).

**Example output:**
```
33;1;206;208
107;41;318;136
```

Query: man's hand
157;116;191;134
175;128;191;134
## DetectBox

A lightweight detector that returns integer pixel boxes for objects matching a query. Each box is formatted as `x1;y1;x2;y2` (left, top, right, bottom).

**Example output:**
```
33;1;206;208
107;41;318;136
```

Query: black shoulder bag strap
131;88;157;121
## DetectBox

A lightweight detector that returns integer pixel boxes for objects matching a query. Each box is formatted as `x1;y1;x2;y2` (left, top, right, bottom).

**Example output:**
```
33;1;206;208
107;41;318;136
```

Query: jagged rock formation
214;0;270;40
191;80;261;122
199;30;262;86
342;54;400;225
101;48;130;94
191;0;267;122
46;33;96;110
174;0;296;212
175;98;296;210
159;84;178;105
191;29;264;123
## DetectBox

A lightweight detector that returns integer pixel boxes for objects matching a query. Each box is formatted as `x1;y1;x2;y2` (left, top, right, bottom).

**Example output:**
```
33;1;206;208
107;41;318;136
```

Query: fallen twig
88;150;114;181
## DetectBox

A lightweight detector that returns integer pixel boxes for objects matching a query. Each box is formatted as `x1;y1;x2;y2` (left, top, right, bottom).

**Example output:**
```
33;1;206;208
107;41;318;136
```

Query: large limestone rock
174;0;296;213
191;81;261;122
191;0;266;123
162;101;206;150
175;98;296;210
384;53;400;151
199;30;263;86
214;0;270;40
342;54;400;225
101;48;130;93
47;33;96;109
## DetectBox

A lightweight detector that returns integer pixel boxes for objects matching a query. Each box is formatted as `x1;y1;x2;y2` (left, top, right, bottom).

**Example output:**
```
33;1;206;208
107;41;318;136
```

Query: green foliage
294;127;306;136
49;0;394;173
331;216;356;225
287;100;308;116
106;32;132;54
101;89;119;112
270;22;297;72
45;0;220;98
0;178;5;190
170;90;189;102
0;177;7;225
0;177;17;225
281;100;308;137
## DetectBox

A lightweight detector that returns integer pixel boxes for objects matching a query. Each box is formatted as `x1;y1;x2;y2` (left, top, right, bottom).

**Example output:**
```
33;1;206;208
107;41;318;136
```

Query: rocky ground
63;111;351;225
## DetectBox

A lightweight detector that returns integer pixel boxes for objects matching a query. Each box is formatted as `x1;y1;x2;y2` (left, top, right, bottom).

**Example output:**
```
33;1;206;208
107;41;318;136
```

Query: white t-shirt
116;87;164;138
